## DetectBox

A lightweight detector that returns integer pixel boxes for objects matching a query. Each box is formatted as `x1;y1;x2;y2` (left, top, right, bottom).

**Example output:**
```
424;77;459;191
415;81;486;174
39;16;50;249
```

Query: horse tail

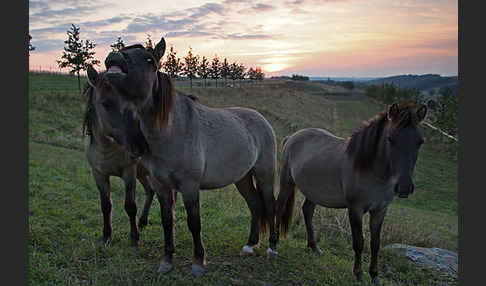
276;146;297;238
251;174;270;234
281;135;290;151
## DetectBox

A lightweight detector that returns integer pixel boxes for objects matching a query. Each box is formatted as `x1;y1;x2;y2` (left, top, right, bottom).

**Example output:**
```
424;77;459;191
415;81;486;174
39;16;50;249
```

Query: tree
182;47;199;89
110;36;125;51
229;62;243;85
247;67;256;83
209;55;221;87
436;87;458;136
28;33;35;56
220;58;230;86
238;63;246;84
57;24;100;92
162;46;183;78
255;67;265;82
145;34;153;49
197;56;210;87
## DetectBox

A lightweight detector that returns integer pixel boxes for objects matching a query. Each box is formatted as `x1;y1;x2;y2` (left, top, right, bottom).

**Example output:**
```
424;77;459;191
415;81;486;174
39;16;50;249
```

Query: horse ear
387;103;400;121
416;104;427;122
153;37;166;63
86;65;99;87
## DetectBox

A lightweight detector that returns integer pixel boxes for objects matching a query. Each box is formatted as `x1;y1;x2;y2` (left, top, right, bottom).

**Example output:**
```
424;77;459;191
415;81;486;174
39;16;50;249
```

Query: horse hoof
158;262;173;274
191;264;206;278
266;248;278;260
101;236;112;247
372;277;381;285
240;245;256;256
306;247;322;256
138;218;148;229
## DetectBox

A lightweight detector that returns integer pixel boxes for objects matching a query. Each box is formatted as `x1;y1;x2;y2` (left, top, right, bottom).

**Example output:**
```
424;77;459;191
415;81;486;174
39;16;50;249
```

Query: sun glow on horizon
263;63;289;73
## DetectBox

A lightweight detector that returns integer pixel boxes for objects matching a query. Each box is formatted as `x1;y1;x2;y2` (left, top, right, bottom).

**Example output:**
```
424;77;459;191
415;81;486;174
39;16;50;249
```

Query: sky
29;0;458;77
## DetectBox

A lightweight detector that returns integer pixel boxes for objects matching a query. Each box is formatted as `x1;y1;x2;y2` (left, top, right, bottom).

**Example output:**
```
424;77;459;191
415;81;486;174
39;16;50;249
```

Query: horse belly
200;140;258;189
292;157;347;208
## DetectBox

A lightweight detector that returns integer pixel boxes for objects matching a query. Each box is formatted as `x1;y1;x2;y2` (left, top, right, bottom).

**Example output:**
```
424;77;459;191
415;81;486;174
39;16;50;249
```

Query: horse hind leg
253;165;278;260
137;173;155;229
235;172;265;255
274;156;297;253
302;199;321;255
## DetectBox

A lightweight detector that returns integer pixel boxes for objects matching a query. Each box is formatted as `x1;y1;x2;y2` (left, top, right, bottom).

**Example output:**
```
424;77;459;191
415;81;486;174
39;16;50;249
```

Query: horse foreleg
302;199;321;255
348;207;364;281
122;168;139;248
154;182;176;274
137;174;154;229
93;171;112;246
369;207;387;285
181;186;206;278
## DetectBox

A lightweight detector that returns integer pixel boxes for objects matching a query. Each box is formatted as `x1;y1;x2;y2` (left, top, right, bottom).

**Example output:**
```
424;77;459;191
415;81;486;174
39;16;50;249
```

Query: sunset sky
29;0;458;77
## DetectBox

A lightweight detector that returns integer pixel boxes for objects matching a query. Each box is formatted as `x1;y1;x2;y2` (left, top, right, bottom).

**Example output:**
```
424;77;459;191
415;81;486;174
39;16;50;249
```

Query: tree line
365;83;458;137
29;24;265;91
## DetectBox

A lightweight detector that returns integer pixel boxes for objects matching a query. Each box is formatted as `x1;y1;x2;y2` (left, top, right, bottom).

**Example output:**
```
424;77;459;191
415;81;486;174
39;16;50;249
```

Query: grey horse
83;82;158;247
85;37;278;277
275;102;427;284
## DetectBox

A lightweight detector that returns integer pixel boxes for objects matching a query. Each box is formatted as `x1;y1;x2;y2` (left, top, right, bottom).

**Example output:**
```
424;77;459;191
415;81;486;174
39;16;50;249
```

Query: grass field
29;73;458;285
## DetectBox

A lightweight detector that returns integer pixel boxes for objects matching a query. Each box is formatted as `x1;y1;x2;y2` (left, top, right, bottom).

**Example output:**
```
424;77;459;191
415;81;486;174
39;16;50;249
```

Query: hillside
29;73;457;285
363;74;458;94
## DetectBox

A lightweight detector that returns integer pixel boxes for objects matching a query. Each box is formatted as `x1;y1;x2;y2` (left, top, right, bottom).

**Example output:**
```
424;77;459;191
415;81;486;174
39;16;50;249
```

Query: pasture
29;72;457;285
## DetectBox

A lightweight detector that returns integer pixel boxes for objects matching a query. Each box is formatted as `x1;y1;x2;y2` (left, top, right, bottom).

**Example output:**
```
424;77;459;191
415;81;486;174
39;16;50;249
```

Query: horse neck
371;125;392;180
138;92;184;141
89;118;118;149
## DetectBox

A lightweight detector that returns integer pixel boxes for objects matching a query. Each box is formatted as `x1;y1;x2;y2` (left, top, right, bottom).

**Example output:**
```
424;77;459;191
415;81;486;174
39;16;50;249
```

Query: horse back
283;128;347;208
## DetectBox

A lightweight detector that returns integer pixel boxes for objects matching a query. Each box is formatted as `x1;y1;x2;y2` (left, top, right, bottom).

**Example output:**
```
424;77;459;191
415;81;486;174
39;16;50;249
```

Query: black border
3;0;28;284
458;0;481;284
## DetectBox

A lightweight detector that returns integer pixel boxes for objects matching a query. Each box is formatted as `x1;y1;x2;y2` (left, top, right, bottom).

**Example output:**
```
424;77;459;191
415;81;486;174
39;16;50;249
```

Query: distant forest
363;74;458;95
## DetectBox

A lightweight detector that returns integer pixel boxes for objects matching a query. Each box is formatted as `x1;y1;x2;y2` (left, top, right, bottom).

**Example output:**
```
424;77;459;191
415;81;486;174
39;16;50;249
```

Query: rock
384;243;457;279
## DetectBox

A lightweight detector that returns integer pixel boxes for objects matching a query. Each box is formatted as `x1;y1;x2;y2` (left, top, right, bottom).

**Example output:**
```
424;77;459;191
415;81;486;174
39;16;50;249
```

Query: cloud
224;33;274;40
239;3;276;14
30;38;63;53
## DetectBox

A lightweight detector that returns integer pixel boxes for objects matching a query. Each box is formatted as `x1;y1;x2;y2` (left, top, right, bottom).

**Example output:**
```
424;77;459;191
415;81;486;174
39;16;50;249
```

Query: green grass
29;73;457;285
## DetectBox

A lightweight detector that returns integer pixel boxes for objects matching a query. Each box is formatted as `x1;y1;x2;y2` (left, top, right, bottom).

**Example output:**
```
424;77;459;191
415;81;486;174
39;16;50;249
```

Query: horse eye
387;136;395;145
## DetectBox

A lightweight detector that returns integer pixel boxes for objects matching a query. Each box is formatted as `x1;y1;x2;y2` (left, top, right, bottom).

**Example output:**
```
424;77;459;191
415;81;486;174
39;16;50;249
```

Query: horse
275;102;427;284
82;82;159;248
85;37;278;277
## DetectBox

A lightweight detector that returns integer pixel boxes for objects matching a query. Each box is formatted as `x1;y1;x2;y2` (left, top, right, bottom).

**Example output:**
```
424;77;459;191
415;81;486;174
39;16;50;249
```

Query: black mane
345;102;419;175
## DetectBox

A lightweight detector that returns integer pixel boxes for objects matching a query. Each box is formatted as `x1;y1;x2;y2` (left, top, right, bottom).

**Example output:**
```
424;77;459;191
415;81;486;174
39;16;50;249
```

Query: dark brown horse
275;102;427;284
83;82;158;247
85;37;278;277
